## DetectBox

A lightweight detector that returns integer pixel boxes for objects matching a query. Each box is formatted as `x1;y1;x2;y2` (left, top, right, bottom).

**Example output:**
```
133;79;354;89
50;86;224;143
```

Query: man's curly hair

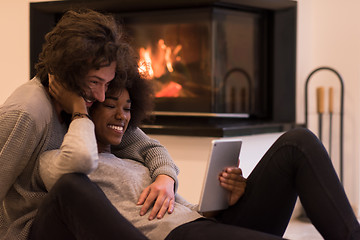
35;9;139;97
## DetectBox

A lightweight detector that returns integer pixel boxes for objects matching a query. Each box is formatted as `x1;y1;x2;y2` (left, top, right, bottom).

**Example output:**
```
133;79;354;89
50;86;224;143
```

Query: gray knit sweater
39;119;202;240
0;78;179;240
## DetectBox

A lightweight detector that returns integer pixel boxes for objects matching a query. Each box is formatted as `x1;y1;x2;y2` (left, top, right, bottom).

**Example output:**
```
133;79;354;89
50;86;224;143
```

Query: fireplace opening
30;0;297;136
123;7;265;118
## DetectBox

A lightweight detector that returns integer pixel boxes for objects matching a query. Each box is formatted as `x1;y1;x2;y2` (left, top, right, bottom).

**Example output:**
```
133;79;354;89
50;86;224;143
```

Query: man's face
83;61;117;107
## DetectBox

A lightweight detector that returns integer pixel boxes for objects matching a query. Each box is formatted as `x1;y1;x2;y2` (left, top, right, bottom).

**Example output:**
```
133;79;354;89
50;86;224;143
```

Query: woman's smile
108;124;124;133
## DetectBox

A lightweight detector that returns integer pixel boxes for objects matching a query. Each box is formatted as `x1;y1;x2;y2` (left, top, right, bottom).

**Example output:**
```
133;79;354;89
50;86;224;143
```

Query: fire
155;81;182;98
138;39;183;97
138;47;154;78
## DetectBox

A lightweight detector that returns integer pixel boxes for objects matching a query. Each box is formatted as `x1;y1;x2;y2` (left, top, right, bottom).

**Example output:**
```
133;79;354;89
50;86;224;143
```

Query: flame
165;47;173;73
155;81;183;98
138;39;183;97
138;47;154;78
138;39;182;78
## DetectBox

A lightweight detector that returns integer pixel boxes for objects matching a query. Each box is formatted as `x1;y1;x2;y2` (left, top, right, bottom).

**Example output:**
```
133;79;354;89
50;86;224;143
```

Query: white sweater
39;119;202;240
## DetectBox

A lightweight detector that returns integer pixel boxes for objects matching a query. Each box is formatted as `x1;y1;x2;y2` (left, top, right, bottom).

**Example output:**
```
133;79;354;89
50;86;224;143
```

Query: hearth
30;0;297;136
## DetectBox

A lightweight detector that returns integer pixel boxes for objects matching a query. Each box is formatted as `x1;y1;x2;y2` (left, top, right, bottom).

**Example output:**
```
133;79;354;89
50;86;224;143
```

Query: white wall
296;0;360;214
0;0;29;103
1;0;359;213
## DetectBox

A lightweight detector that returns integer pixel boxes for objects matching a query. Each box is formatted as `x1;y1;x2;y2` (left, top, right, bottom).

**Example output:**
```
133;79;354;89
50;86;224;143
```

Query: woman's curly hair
35;9;139;97
125;75;154;130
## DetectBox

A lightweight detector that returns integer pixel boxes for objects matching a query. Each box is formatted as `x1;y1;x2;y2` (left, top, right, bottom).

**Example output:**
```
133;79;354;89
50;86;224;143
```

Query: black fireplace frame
30;0;298;137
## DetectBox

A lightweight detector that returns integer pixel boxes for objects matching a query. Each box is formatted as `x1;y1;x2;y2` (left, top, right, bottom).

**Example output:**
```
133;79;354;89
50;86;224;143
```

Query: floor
284;210;360;240
284;218;323;239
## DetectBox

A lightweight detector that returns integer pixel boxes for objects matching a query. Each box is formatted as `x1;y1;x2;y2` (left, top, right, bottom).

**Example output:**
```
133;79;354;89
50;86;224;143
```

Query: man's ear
48;74;54;84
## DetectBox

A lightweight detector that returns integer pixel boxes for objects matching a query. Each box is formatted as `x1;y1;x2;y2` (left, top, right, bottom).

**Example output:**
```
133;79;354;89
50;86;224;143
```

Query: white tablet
198;138;242;213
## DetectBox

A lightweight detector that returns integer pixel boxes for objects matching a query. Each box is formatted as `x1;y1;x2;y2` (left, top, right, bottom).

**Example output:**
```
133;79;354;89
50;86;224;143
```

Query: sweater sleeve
39;118;99;191
0;110;40;201
111;127;180;192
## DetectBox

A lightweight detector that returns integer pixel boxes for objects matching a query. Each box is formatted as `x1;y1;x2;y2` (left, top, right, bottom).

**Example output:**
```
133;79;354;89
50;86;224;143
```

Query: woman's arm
39;118;98;191
219;167;247;206
202;167;247;218
40;75;98;190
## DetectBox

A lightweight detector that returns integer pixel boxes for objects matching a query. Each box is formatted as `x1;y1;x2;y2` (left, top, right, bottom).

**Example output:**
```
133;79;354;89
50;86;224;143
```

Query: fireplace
124;7;263;117
30;0;297;136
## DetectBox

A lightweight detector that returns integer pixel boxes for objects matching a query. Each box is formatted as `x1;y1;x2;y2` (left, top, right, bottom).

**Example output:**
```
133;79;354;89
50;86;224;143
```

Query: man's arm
137;174;175;220
111;127;179;219
0;110;39;201
111;127;179;190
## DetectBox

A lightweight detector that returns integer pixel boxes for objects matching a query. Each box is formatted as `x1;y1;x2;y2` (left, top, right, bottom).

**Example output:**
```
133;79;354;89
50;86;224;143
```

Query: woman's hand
137;175;175;220
48;74;87;115
219;167;246;206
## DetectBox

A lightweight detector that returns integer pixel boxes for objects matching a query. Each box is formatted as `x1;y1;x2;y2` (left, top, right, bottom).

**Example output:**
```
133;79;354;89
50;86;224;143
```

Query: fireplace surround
30;0;297;136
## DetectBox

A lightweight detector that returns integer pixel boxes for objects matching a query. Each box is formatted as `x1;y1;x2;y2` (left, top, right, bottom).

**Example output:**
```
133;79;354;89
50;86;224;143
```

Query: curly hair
125;75;154;129
35;9;139;97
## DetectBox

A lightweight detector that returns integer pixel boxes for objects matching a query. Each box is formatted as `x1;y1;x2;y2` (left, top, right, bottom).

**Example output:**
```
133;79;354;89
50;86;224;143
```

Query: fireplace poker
328;87;333;157
316;87;325;142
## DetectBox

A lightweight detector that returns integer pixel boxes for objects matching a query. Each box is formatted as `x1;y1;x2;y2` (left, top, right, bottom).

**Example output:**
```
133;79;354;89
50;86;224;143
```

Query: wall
1;0;359;213
0;0;29;104
296;0;360;214
0;0;47;103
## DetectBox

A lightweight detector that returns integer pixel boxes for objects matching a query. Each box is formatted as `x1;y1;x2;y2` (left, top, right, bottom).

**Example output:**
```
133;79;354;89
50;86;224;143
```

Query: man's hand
137;175;175;220
48;74;87;115
219;167;246;206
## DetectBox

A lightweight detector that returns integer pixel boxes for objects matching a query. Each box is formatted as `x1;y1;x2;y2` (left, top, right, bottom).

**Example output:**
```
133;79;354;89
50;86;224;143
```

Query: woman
38;68;360;240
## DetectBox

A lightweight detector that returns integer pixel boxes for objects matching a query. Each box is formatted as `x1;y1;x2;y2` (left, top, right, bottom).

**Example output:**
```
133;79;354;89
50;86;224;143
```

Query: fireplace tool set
304;67;344;183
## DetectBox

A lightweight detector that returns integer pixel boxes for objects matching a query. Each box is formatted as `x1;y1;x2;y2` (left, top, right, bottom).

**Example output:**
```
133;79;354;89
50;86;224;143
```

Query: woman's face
90;89;131;153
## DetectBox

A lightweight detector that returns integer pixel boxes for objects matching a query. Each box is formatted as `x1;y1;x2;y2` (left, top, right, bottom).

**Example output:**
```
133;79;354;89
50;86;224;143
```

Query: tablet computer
198;138;242;213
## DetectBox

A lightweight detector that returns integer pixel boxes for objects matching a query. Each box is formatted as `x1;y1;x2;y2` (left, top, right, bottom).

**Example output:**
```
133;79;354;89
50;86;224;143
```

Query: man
0;9;178;240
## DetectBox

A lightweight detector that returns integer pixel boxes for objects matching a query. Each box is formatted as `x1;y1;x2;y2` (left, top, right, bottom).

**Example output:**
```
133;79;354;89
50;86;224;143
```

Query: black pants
167;128;360;240
29;173;147;240
29;128;360;240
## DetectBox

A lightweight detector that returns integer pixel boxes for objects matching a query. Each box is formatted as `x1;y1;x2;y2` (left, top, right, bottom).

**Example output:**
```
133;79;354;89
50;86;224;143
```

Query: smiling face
90;89;131;153
82;61;117;107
